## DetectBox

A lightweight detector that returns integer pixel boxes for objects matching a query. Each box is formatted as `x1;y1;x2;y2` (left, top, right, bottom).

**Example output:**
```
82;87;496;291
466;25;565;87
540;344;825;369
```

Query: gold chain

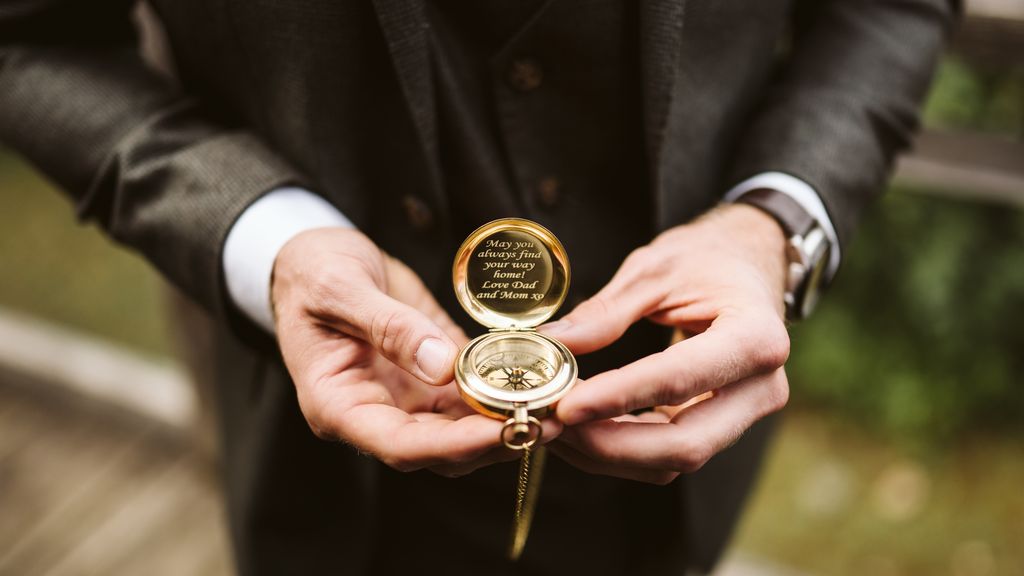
508;444;547;561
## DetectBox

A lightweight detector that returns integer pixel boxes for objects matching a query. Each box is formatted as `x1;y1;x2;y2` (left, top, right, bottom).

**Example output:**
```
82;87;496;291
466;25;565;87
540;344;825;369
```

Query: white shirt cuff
722;172;841;282
222;187;354;333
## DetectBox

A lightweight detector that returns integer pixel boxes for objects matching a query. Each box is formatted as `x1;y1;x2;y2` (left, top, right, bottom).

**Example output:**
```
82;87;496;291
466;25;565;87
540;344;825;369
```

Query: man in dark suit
0;1;955;574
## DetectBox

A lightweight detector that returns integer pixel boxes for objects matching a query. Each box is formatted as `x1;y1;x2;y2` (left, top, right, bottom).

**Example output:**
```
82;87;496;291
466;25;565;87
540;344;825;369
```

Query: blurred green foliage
0;152;172;357
923;55;1024;136
788;192;1024;448
785;54;1024;449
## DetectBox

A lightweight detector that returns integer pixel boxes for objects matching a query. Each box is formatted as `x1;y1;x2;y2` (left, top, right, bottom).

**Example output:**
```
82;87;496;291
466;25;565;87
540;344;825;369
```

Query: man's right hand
271;228;560;477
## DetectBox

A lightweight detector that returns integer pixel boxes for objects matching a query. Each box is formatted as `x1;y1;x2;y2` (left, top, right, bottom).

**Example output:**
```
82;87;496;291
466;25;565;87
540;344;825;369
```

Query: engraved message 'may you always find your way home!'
467;230;555;314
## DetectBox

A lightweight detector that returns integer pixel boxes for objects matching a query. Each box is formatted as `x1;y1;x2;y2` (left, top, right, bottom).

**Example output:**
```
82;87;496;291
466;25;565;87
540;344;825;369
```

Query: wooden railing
896;1;1024;205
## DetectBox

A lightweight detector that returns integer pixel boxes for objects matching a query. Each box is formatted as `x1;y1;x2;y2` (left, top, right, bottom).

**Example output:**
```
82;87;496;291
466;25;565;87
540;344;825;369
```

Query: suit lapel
372;0;445;201
639;0;686;219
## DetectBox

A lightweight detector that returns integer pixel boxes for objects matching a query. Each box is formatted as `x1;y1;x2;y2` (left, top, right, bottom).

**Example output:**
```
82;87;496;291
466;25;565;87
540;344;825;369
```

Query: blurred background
1;1;1022;575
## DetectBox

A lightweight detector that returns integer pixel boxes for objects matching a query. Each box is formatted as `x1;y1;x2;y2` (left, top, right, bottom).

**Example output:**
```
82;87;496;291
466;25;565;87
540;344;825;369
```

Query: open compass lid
453;218;570;330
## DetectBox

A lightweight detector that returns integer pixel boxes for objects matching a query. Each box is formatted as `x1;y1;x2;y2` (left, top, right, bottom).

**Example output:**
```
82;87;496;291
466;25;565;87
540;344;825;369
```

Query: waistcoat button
403;195;434;230
535;177;561;208
506;58;544;92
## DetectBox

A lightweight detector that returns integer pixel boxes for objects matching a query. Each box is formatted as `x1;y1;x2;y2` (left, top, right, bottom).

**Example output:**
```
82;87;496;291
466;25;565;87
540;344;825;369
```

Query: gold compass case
453;219;578;424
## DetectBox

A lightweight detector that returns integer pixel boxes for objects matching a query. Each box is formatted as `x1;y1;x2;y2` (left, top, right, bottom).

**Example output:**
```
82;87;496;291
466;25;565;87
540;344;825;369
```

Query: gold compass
453;218;577;427
452;218;578;559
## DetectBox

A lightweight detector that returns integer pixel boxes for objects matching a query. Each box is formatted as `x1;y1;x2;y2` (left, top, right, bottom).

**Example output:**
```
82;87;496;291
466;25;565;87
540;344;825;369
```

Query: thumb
538;281;662;355
340;287;460;386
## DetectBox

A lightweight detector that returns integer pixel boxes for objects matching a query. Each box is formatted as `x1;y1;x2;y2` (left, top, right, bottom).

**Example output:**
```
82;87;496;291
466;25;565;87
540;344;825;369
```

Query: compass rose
497;366;538;390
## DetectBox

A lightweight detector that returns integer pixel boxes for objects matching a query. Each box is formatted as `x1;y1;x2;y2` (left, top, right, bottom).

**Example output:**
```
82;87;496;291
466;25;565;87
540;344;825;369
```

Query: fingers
427;417;563;478
427;445;523;478
273;230;527;476
288;338;532;476
274;228;461;386
384;254;469;346
318;286;460;386
558;368;789;477
556;308;789;425
539;247;666;354
314;402;505;472
319;403;562;475
548;443;680;485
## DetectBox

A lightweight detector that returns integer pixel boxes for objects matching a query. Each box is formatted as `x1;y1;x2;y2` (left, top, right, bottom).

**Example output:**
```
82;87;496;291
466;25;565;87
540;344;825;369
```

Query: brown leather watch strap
734;188;817;239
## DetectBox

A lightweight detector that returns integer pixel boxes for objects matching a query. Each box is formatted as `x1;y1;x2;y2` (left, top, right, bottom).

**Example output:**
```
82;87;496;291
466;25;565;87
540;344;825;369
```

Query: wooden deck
0;371;232;576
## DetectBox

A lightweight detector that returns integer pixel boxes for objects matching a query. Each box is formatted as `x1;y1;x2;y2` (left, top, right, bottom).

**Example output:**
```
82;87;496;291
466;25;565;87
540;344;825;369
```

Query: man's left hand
539;203;793;485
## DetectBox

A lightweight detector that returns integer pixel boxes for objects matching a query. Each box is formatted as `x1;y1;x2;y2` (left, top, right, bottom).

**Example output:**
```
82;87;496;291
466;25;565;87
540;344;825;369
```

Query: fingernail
416;338;450;382
539;320;571;336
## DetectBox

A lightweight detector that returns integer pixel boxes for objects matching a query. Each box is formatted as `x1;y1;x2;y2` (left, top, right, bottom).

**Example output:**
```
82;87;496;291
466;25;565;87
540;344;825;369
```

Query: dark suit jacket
0;0;955;573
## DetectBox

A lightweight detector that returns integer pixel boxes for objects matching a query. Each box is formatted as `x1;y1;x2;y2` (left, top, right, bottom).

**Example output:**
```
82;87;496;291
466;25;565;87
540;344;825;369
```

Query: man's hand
272;228;560;477
540;204;791;485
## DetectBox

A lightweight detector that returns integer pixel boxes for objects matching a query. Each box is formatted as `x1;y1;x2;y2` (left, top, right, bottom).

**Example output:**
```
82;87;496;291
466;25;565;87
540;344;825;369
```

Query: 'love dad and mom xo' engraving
466;230;558;315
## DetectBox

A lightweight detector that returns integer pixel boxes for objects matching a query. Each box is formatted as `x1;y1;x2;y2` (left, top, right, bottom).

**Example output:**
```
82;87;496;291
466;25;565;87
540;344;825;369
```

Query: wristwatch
735;188;832;321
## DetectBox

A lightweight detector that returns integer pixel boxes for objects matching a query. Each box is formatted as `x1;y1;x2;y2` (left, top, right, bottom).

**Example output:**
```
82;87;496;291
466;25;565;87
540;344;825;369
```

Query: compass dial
477;351;556;391
456;329;574;416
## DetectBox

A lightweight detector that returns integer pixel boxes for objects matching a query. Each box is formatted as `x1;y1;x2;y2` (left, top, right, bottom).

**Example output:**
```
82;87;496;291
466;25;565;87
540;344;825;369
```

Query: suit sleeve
0;0;307;322
727;0;959;251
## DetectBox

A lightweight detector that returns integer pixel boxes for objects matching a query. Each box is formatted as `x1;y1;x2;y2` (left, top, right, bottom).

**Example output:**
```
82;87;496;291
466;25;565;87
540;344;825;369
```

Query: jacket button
506;58;543;92
535;177;561;208
403;195;433;230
